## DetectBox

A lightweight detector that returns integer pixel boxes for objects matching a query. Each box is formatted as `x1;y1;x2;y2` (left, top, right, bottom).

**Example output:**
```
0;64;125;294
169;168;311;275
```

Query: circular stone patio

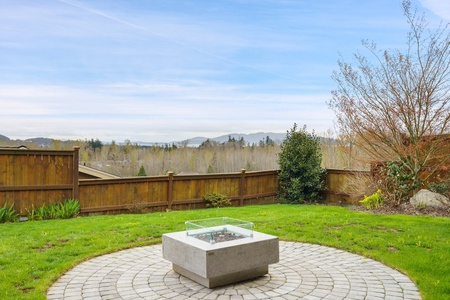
47;241;421;300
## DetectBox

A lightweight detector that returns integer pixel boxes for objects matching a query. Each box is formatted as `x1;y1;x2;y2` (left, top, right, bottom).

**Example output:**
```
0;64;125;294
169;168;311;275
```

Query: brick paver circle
47;241;421;299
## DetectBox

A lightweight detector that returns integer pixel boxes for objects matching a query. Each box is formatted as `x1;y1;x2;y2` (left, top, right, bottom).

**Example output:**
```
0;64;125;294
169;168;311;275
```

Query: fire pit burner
195;231;245;243
185;217;253;244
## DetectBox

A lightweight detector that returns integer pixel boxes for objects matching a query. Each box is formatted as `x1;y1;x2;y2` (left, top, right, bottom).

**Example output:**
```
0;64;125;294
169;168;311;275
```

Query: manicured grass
0;205;448;299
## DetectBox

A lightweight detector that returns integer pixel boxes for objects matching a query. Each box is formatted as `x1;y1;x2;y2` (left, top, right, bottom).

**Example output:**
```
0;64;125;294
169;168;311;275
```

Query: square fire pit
162;217;279;288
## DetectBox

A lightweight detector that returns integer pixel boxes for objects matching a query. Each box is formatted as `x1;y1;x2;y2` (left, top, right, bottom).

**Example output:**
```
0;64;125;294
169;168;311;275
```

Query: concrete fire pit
162;217;279;288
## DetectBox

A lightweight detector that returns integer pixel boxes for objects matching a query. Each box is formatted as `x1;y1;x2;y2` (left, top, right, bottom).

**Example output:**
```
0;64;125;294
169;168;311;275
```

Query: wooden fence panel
78;177;170;214
0;148;79;214
245;171;278;196
321;169;371;204
170;173;244;210
243;170;279;205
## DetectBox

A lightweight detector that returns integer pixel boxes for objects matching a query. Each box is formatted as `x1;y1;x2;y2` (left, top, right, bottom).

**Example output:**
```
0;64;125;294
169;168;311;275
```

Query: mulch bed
350;202;450;217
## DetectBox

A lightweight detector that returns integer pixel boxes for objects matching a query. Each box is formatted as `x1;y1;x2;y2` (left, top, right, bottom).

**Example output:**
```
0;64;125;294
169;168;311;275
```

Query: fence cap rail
0;148;79;156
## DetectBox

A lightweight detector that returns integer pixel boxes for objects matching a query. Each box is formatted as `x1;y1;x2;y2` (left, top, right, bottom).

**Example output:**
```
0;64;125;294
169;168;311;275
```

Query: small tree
329;0;450;198
137;165;147;176
87;138;103;150
277;124;326;203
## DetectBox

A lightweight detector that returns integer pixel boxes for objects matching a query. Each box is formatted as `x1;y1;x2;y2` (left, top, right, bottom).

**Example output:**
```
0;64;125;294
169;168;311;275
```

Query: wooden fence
0;147;372;216
79;170;279;214
0;147;79;215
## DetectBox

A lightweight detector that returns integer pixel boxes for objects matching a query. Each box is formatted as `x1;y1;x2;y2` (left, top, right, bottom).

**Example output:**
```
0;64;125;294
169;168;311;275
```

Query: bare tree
329;0;450;192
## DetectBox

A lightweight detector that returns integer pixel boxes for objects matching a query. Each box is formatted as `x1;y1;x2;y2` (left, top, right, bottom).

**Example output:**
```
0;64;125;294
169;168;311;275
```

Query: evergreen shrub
277;124;326;203
204;193;231;208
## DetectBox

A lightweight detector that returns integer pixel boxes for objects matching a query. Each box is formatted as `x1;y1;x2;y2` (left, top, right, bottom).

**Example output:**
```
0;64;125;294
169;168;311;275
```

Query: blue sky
1;0;449;143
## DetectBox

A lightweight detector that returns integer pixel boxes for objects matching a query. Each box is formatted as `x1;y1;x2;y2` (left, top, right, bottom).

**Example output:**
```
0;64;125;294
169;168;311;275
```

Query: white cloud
0;83;333;142
419;0;450;21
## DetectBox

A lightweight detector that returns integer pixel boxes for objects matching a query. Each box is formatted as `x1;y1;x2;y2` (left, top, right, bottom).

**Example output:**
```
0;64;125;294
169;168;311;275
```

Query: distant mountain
24;137;54;146
0;132;289;148
0;134;10;141
185;132;286;146
0;134;54;147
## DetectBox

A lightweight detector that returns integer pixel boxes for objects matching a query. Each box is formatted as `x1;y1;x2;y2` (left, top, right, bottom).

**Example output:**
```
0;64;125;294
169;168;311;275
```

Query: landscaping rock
410;189;450;208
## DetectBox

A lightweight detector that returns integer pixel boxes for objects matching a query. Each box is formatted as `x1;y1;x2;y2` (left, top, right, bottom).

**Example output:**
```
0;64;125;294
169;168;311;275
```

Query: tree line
0;134;369;177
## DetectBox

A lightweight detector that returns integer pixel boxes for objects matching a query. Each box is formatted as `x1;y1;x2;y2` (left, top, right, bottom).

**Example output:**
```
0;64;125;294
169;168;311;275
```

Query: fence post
167;171;174;210
73;146;80;200
239;169;246;206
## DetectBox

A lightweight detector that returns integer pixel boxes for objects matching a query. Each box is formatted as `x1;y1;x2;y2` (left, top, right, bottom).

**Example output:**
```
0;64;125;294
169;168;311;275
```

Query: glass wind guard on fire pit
185;217;254;244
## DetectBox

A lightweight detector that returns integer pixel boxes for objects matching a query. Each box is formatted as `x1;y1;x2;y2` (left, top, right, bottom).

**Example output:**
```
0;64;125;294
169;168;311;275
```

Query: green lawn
0;205;449;299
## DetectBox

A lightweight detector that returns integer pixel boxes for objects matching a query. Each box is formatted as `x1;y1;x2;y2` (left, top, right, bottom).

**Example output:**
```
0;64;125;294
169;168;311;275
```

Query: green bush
27;199;80;221
57;199;81;219
428;179;450;198
204;193;231;208
0;201;18;223
384;161;420;204
277;123;326;203
27;203;51;221
360;189;383;209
